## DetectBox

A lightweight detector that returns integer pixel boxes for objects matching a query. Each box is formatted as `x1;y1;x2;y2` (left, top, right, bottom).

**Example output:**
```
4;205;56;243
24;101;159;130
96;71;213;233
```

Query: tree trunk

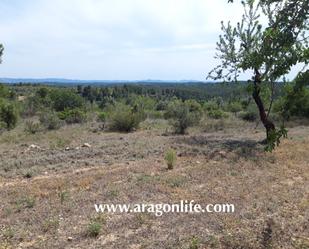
252;69;276;139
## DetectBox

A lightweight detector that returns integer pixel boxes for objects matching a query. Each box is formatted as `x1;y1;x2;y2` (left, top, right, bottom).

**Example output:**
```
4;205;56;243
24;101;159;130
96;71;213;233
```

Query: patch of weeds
86;215;106;238
189;236;200;249
229;170;238;177
136;174;161;184
24;120;41;134
3;207;13;217
15;196;35;211
58;190;70;204
22;170;34;179
49;137;71;149
165;148;177;170
165;176;187;188
2;227;15;240
135;213;149;227
42;218;60;233
292;237;309;249
86;221;102;238
0;241;12;249
106;188;119;199
206;235;220;248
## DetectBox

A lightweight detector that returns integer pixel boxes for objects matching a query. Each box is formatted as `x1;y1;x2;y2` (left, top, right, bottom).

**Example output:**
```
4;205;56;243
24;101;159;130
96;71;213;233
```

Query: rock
82;143;91;148
218;151;227;157
29;144;41;150
65;147;70;151
196;161;201;164
67;237;73;241
25;144;42;152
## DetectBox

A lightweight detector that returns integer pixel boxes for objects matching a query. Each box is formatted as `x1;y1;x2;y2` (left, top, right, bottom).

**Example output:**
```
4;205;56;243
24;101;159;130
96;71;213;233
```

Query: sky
0;0;300;81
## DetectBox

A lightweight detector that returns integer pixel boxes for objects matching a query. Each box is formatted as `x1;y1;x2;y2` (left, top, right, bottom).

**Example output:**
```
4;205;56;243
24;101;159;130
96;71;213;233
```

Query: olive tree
209;0;309;151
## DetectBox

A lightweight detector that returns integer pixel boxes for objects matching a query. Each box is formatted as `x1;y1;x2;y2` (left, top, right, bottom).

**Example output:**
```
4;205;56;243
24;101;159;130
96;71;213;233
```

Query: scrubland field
0;83;308;249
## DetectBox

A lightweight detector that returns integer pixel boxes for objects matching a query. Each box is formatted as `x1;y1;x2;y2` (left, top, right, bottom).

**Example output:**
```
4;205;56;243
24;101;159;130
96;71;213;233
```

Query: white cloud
0;0;283;80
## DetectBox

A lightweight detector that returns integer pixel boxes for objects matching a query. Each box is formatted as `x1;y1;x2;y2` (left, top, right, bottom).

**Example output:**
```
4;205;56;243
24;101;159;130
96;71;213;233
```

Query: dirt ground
0;119;308;249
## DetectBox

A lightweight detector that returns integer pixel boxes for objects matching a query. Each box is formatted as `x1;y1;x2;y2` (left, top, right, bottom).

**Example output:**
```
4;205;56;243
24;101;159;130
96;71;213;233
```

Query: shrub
156;100;168;111
0;103;18;130
58;108;87;124
24;120;41;134
21;96;40;117
239;110;258;122
226;101;242;115
97;111;107;122
203;100;220;111
23;170;33;179
49;89;84;112
207;109;228;119
40;111;63;130
87;221;102;237
108;103;143;132
165;100;202;134
164;149;176;170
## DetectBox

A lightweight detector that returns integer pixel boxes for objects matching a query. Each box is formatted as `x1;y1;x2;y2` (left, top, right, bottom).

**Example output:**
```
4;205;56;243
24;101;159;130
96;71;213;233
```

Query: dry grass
0;120;308;248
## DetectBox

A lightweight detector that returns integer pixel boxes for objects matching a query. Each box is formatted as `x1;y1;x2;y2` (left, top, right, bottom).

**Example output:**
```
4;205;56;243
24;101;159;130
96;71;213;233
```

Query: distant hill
0;78;207;85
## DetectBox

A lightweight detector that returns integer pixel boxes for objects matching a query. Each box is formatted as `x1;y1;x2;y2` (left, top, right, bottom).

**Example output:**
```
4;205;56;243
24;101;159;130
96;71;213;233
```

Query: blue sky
0;0;301;80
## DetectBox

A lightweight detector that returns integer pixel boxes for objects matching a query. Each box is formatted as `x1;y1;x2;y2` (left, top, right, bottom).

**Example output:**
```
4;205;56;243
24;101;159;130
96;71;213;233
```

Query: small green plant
87;221;102;237
24;120;41;134
2;227;15;239
189;236;200;249
164;149;176;170
97;111;107;122
58;108;87;124
50;137;71;149
40;111;63;130
15;196;35;211
58;190;70;204
42;218;60;233
23;170;33;179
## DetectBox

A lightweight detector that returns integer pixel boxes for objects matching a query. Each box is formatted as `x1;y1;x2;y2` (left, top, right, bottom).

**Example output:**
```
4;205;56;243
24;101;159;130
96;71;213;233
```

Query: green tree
50;89;84;112
0;103;18;130
209;0;309;151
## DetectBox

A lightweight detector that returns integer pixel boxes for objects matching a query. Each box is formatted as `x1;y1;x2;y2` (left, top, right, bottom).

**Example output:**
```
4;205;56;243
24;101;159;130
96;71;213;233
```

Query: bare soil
0;120;308;248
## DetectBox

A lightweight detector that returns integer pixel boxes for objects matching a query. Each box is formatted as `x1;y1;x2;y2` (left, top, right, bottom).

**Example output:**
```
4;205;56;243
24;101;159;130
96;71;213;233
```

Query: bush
40;111;63;130
203;100;220;111
164;149;176;170
226;101;242;115
49;89;84;112
207;109;228;119
108;103;143;132
165;100;202;134
87;221;102;237
239;110;258;122
21;97;40;117
58;108;87;124
24;120;41;134
0;103;18;130
97;111;107;122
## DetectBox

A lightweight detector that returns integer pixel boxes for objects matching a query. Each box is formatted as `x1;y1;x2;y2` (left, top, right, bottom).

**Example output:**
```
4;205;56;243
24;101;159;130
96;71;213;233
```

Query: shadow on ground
172;134;264;159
